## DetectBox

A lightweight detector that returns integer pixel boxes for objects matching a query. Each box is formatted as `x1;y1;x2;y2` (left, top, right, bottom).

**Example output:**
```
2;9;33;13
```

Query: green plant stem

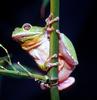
0;69;48;81
0;44;16;71
48;0;60;100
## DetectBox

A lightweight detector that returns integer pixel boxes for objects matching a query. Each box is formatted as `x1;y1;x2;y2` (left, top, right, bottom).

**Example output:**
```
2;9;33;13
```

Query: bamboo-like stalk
48;0;60;100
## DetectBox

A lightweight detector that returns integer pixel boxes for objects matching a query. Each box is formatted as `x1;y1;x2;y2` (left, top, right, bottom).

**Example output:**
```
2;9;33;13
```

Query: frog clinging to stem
12;14;78;91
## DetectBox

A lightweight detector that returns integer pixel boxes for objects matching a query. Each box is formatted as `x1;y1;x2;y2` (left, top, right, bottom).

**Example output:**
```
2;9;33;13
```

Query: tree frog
12;14;78;91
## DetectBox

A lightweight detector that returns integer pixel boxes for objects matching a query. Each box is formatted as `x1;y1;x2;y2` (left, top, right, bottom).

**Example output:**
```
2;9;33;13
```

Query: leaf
0;44;49;82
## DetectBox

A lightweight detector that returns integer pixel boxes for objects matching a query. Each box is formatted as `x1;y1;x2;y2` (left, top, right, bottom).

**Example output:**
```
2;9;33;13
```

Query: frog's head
12;23;45;43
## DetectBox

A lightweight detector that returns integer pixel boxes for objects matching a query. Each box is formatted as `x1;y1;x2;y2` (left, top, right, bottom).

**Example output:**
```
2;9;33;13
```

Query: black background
0;0;97;100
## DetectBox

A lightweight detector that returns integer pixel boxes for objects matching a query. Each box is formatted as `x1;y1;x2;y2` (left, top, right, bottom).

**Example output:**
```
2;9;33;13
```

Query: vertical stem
48;0;60;100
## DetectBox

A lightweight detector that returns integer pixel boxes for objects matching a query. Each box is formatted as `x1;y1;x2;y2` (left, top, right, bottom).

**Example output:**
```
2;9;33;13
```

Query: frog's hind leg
40;76;75;91
58;77;75;91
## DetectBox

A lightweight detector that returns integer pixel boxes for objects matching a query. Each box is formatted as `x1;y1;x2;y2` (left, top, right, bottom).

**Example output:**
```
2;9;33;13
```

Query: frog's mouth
12;34;22;41
21;38;42;51
12;33;44;50
12;32;42;43
12;34;32;42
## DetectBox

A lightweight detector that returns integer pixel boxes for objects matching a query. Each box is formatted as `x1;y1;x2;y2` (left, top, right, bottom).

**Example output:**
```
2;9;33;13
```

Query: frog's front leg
45;13;59;27
44;54;59;69
40;54;59;90
45;13;59;38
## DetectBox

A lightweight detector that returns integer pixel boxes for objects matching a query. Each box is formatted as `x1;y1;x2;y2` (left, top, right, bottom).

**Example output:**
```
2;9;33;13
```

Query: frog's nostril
23;23;32;31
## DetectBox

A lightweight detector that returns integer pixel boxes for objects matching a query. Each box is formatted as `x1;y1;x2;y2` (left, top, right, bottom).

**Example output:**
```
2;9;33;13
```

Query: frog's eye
22;23;32;31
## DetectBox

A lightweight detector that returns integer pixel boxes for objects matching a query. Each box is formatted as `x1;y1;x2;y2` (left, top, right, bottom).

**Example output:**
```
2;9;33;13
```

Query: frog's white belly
29;36;50;65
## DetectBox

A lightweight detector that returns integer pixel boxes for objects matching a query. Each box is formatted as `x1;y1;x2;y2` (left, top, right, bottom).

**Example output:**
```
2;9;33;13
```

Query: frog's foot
40;77;75;91
40;82;50;90
45;13;53;24
45;14;59;39
58;77;75;91
46;17;59;26
45;54;59;69
45;13;59;27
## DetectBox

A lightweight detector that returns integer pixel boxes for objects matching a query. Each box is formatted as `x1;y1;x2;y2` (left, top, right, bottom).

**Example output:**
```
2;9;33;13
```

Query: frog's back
61;33;78;61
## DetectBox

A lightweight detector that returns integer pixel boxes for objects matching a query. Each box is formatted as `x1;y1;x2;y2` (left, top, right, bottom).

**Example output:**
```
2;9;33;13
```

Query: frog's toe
47;54;58;61
46;62;59;68
56;29;61;39
40;83;50;90
45;13;53;23
58;77;75;91
45;54;59;68
47;17;59;26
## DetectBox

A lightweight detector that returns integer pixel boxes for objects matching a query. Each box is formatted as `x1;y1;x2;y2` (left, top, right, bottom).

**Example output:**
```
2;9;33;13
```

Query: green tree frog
12;14;78;91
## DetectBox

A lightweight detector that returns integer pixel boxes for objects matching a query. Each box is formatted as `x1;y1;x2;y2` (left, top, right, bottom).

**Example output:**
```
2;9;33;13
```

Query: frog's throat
21;35;43;51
